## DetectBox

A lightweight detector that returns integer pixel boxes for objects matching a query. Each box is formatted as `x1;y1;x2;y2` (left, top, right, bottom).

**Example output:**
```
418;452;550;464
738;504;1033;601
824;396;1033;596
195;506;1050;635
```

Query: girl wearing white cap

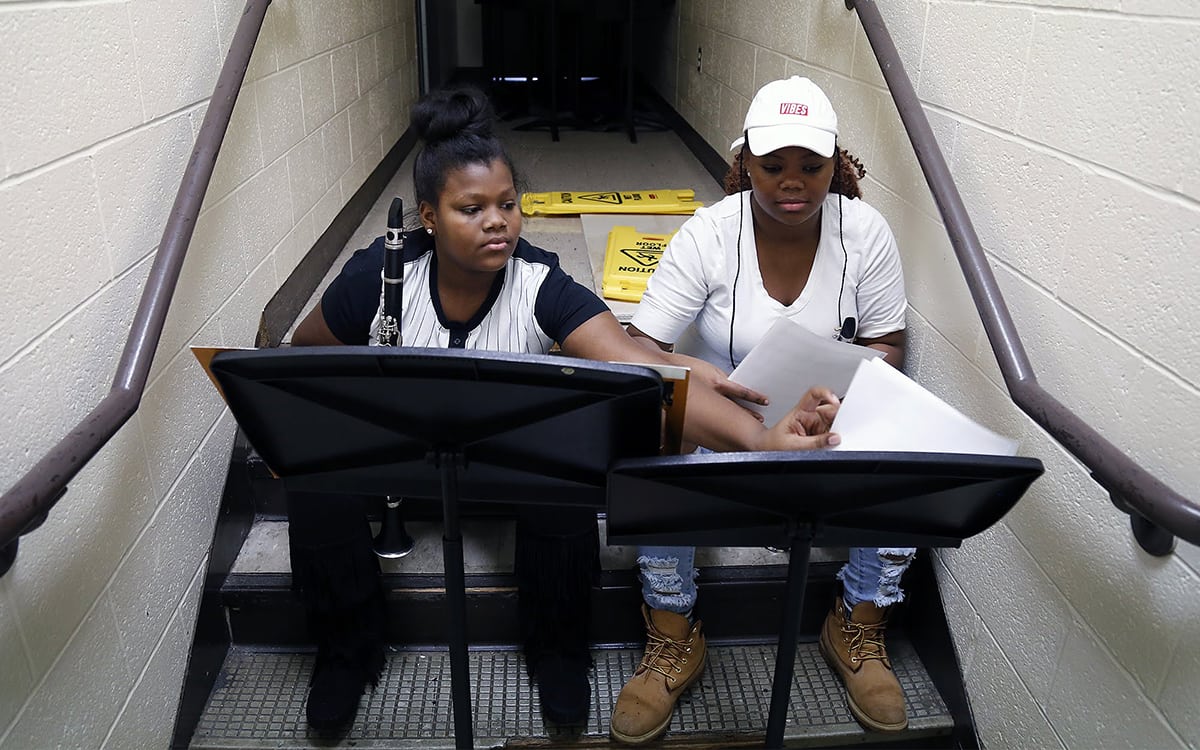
611;76;912;743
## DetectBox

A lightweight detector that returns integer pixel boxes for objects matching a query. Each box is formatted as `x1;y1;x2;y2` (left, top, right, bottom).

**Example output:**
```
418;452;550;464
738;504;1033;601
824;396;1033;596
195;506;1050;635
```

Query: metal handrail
0;0;274;574
845;0;1199;553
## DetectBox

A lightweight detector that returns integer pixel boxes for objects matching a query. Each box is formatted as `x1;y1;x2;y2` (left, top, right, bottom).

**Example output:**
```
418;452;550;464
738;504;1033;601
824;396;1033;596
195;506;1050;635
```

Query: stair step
190;639;952;749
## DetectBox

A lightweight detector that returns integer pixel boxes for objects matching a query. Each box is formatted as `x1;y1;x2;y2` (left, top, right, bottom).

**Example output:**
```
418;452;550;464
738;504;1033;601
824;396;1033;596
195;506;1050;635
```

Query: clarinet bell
373;497;415;559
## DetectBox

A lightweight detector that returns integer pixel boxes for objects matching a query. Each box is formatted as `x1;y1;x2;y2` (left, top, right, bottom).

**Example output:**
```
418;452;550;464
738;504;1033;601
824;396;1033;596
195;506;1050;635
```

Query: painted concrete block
107;421;230;671
1156;597;1200;748
0;5;142;174
941;523;1071;704
287;129;328;222
850;0;927;92
1055;170;1200;384
271;212;317;284
1;598;130;750
950;125;1081;289
0;578;34;733
931;552;983;676
237;156;296;272
805;0;856;76
966;627;1067;750
0;158;112;357
129;0;222;120
356;36;382;96
256;68;306;166
202;89;265;207
1021;13;1199;197
301;56;336;136
1047;622;1185;749
920;4;1034;131
102;564;204;750
94;114;196;276
213;0;278;83
753;48;788;96
868;101;956;224
139;325;228;501
332;45;361;115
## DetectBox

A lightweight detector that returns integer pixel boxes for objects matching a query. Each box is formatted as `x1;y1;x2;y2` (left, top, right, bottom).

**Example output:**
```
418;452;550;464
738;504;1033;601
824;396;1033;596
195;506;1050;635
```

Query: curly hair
723;146;867;200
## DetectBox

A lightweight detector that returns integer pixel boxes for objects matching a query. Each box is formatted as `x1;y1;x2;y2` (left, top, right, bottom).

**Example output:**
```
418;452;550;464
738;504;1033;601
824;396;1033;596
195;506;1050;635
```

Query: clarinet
376;197;404;347
373;197;414;558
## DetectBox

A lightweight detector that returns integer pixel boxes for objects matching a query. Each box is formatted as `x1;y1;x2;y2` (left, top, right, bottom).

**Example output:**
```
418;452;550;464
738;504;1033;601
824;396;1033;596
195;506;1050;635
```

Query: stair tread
190;639;951;749
232;519;850;576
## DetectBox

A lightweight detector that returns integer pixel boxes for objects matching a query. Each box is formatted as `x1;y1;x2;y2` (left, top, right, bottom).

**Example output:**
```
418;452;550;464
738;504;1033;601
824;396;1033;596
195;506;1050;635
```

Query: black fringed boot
287;492;388;734
515;508;600;725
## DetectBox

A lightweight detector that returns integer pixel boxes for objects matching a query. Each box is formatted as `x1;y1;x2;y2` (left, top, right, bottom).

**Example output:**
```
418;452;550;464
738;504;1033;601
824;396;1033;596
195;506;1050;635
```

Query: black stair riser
219;564;847;647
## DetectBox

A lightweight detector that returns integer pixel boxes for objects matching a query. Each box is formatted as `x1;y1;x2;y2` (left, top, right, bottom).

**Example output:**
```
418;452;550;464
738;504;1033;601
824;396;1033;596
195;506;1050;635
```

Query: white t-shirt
632;191;907;371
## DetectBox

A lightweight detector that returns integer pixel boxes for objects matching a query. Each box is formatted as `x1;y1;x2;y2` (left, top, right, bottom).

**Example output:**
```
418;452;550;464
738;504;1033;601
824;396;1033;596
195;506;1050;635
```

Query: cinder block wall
650;1;1199;748
0;1;418;747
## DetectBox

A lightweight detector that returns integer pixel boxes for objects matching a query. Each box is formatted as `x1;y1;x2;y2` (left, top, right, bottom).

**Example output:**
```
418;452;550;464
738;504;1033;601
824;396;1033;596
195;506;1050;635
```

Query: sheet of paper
728;317;883;427
830;357;1018;456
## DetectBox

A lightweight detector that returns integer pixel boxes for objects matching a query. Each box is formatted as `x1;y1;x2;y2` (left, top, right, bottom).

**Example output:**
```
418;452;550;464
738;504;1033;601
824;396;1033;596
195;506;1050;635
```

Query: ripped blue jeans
636;546;916;614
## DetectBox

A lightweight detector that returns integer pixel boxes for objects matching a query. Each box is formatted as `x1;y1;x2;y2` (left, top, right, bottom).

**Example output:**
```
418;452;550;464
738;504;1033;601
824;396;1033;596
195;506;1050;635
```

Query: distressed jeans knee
838;547;916;609
637;546;698;614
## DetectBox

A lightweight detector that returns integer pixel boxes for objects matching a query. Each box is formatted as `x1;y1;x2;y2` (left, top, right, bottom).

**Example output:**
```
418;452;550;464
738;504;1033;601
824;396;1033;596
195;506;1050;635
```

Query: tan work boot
819;596;908;731
610;605;707;745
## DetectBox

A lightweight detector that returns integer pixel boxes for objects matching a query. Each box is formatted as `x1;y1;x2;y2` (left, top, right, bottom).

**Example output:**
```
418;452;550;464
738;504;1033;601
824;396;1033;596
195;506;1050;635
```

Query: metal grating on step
190;640;951;749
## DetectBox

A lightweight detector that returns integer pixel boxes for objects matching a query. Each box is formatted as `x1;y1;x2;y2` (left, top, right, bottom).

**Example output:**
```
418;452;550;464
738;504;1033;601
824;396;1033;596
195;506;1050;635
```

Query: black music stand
605;450;1043;749
206;346;664;749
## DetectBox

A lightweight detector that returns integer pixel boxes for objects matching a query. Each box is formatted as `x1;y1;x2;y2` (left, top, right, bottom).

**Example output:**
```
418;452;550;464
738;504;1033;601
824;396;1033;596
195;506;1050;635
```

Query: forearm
681;382;770;452
866;342;903;369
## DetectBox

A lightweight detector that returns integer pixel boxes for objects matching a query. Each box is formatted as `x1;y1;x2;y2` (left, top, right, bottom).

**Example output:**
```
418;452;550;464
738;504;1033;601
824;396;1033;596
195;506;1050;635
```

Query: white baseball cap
730;76;839;158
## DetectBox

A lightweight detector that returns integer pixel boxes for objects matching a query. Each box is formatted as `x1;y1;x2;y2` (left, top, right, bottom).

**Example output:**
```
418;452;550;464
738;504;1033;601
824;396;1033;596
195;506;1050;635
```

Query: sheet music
830;358;1018;456
728;317;883;427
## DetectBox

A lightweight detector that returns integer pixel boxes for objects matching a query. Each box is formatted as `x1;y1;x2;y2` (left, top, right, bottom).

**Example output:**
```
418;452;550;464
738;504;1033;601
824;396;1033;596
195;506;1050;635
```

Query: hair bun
411;86;495;145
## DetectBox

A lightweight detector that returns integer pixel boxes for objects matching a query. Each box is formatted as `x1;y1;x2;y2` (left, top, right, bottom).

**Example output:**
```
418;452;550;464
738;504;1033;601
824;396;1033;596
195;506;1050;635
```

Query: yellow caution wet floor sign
601;226;677;302
521;189;702;216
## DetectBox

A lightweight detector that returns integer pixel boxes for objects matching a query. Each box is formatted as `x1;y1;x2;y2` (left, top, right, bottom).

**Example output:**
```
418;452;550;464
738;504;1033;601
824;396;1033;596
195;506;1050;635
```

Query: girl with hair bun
289;85;845;735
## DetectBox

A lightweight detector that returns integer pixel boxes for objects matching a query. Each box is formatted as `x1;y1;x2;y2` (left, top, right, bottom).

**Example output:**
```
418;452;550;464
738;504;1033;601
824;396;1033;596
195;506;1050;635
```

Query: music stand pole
438;449;473;749
765;525;814;749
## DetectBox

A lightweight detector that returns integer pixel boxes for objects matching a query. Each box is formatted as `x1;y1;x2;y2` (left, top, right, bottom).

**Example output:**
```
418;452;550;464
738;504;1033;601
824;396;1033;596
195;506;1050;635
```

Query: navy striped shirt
320;229;607;352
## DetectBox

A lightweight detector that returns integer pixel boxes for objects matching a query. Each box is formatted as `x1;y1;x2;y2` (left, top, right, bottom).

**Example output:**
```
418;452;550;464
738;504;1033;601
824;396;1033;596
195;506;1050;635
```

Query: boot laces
842;619;888;665
638;629;694;683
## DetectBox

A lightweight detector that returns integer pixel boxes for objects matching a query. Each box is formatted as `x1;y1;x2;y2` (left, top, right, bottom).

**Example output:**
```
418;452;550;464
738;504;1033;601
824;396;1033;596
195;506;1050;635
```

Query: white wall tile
94;114;196;275
1047;622;1186;749
1020;13;1200;196
129;0;223;119
0;158;113;358
920;4;1034;131
0;5;142;175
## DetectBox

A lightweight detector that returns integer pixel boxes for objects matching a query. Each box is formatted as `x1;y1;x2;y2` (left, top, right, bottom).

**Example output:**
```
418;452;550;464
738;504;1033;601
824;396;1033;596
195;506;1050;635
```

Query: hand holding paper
830;358;1018;456
728;317;882;427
